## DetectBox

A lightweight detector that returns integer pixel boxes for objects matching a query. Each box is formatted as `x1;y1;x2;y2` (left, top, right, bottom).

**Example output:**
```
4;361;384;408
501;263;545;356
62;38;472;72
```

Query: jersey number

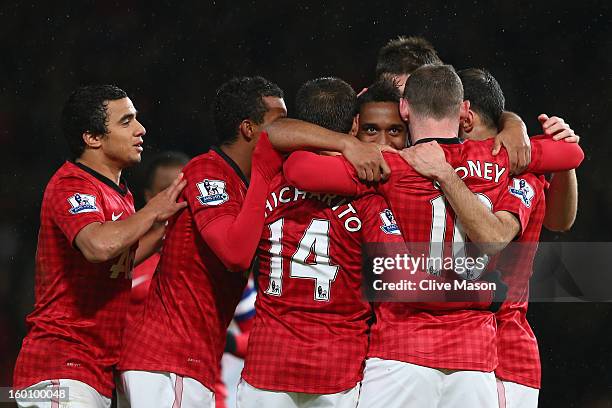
428;194;492;280
265;218;339;301
110;249;135;279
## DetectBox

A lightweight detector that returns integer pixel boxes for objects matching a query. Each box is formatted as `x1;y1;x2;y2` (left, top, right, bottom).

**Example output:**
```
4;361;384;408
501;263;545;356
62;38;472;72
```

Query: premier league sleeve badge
196;179;230;206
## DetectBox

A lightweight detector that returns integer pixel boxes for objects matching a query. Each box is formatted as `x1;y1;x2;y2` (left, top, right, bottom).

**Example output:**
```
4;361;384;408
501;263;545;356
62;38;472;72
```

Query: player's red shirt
285;138;522;372
14;161;136;397
119;147;248;391
127;252;159;327
365;138;515;372
494;173;547;388
242;172;404;394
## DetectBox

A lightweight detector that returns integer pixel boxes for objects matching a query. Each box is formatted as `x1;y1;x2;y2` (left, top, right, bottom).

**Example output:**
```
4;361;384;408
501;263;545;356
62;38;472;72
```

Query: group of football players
13;37;583;408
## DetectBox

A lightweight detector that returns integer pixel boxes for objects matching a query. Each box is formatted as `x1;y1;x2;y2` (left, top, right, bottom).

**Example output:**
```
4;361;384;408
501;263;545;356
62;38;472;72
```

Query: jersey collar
413;137;462;145
73;162;129;196
210;146;250;187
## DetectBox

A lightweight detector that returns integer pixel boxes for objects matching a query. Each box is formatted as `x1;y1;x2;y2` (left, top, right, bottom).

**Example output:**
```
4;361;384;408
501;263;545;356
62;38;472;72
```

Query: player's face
100;97;146;167
357;102;407;150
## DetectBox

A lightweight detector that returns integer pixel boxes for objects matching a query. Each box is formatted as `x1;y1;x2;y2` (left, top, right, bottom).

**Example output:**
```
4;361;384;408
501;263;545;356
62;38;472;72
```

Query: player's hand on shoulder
144;173;188;222
492;113;531;174
400;141;452;180
342;138;393;182
538;114;580;143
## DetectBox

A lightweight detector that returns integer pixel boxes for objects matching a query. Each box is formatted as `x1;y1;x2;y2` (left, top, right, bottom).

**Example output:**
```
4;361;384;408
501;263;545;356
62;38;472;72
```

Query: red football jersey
14;161;136;397
126;252;159;327
241;173;404;394
494;173;547;388
119;147;248;391
356;138;512;372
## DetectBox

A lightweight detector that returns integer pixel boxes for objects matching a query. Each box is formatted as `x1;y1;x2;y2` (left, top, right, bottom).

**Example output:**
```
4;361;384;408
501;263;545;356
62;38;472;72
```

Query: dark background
1;1;611;406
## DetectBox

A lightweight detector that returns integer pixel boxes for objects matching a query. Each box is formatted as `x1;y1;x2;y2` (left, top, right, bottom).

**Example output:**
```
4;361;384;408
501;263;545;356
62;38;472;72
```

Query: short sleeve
495;173;545;237
183;159;245;232
49;175;106;244
354;194;405;244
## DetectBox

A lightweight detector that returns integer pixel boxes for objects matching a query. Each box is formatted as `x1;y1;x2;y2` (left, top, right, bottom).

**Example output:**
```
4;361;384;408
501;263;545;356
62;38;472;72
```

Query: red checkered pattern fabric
126;252;159;327
366;138;511;372
13;161;136;397
118;150;248;391
494;173;547;388
242;173;404;394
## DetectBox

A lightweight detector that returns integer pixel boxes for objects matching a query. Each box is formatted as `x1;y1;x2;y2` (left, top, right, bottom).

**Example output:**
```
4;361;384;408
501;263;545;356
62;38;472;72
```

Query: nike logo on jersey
112;212;123;221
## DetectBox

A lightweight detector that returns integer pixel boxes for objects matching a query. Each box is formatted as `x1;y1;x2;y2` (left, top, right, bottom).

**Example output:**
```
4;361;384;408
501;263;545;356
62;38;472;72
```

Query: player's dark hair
294;77;356;133
375;36;443;78
213;76;284;146
458;68;505;130
145;151;190;190
61;85;128;158
404;64;463;120
356;79;402;114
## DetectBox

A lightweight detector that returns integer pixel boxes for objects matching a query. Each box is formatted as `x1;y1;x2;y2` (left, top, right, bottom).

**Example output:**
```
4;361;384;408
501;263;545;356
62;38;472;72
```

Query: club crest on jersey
67;193;98;214
379;209;401;235
196;179;229;206
508;178;534;207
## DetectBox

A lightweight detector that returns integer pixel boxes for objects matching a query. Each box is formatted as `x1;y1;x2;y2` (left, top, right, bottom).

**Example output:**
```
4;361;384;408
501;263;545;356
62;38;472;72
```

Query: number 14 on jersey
265;218;339;301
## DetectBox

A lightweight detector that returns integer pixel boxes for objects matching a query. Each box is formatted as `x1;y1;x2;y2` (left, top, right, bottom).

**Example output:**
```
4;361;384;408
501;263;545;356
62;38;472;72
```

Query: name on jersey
196;179;229;206
67;193;99;214
454;160;506;183
265;185;362;232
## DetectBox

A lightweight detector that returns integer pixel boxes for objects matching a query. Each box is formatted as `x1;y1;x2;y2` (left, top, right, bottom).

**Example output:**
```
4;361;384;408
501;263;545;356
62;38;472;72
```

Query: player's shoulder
353;192;387;209
183;149;231;178
381;152;413;177
48;161;100;190
460;138;498;155
461;137;496;149
458;138;508;165
381;151;408;166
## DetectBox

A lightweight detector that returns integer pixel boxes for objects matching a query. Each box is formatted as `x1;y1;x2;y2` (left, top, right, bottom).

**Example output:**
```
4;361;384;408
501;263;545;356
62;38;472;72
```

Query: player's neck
408;117;460;144
463;123;497;141
75;152;122;186
219;142;252;179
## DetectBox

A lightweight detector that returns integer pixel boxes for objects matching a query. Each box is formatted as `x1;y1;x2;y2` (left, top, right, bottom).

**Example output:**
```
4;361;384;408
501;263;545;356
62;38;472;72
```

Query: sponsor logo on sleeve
379;208;401;235
508;178;535;207
196;179;229;206
68;193;99;214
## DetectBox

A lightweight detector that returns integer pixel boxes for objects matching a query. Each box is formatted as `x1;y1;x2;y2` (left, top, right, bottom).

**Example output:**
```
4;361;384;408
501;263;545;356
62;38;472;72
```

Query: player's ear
462;108;475;133
399;98;410;123
239;119;255;141
459;100;470;121
82;131;103;149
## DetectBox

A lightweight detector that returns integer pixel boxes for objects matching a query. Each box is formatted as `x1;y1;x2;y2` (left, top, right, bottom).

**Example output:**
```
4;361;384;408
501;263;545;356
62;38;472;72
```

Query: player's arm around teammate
401;117;582;255
199;122;286;273
117;77;287;408
266;117;394;182
537;114;579;231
